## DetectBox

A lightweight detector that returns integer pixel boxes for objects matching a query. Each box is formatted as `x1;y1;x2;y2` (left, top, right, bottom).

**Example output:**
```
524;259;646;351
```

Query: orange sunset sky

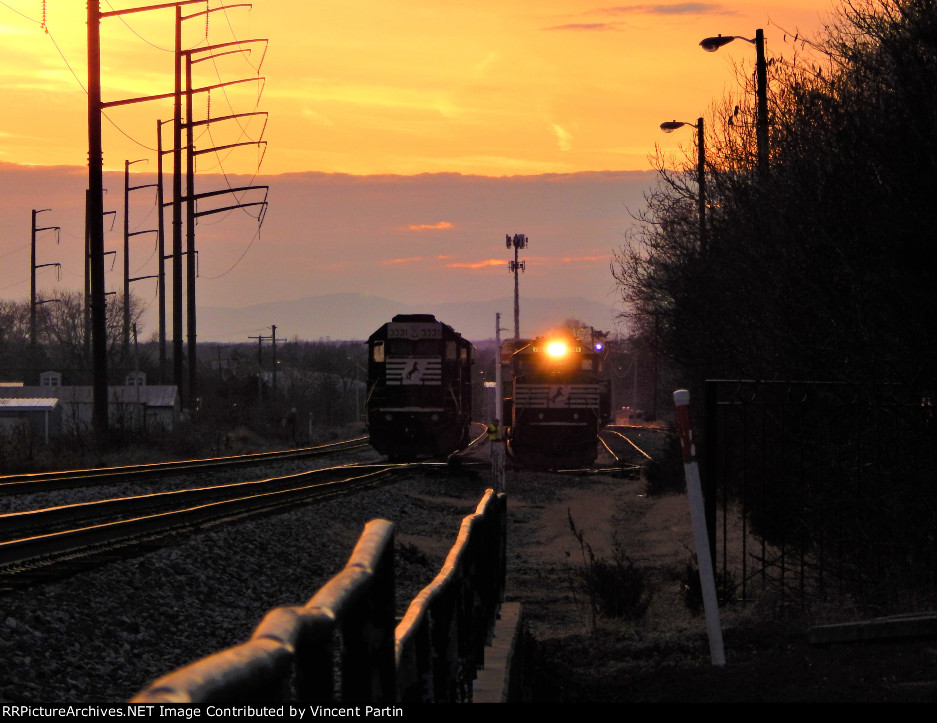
2;1;833;176
1;1;837;341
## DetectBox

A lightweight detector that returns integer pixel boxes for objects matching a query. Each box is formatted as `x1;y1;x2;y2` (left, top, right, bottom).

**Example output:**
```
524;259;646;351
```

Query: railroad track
0;437;409;591
0;459;408;592
0;431;491;592
0;437;389;590
0;436;371;496
591;425;666;474
601;427;654;462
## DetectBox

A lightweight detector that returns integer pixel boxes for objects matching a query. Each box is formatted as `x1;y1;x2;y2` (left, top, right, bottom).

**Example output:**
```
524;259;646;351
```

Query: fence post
703;380;718;565
675;389;725;667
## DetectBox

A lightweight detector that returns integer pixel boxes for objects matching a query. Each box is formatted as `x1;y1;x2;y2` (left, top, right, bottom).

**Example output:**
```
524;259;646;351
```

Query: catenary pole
87;0;109;437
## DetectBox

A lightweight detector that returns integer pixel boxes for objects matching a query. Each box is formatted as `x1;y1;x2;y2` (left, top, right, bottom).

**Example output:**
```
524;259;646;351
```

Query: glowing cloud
552;124;573;152
543;23;621;31
603;4;724;15
382;256;426;265
445;259;505;269
406;221;455;231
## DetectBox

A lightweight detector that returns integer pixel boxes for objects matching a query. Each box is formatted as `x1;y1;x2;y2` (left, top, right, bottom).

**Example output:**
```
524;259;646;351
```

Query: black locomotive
366;314;474;460
501;333;610;468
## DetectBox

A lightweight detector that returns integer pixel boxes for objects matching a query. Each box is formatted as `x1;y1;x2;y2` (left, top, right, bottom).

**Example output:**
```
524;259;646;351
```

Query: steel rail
602;428;654;461
0;437;370;496
599;435;620;463
0;461;390;543
0;463;405;584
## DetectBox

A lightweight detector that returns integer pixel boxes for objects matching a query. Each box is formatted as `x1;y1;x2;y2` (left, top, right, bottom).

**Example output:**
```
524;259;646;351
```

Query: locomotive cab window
389;340;412;355
372;341;385;363
446;341;457;360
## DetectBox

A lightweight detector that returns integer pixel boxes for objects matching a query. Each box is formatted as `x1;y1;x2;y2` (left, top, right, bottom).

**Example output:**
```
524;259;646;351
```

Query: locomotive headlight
431;414;439;421
384;414;393;421
546;341;568;357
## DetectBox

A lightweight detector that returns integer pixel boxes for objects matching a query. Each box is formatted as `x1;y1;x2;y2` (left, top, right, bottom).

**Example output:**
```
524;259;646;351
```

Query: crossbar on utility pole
177;31;268;411
87;1;265;417
30;209;60;347
193;200;267;218
156;119;170;383
123;159;158;355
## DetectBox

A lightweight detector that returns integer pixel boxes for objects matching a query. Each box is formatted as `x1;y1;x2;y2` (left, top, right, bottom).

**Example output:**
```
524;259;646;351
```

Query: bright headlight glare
546;341;567;357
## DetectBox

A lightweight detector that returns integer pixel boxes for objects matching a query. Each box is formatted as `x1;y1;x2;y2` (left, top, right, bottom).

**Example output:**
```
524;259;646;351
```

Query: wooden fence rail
131;489;507;704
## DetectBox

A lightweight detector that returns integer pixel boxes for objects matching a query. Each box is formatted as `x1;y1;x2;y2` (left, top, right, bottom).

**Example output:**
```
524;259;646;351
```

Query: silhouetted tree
612;0;937;605
614;0;937;392
0;290;146;383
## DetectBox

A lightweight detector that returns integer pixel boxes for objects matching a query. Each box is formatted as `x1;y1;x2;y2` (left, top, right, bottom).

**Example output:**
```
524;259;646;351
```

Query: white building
0;397;61;443
0;372;179;435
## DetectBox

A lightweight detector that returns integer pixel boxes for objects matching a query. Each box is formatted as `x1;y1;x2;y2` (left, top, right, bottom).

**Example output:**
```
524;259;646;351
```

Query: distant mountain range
196;292;624;343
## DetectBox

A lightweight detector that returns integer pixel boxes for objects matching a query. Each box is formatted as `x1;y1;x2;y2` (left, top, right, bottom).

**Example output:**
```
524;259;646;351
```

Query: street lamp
661;118;707;252
700;28;768;175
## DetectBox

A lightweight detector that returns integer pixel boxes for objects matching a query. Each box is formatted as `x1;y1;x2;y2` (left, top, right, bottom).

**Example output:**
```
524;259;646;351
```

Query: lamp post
700;28;768;175
661;118;707;252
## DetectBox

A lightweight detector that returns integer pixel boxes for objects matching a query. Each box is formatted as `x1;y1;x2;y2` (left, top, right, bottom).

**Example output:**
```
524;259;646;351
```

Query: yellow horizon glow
1;1;833;176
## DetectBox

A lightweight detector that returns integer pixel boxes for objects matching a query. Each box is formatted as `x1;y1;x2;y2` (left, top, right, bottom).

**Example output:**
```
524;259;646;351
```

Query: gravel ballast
0;463;494;704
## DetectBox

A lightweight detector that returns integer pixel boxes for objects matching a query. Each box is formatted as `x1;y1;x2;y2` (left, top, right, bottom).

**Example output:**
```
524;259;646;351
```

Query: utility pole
88;1;266;418
506;234;528;339
156;119;169;383
755;28;769;176
184;37;196;409
697;117;707;252
271;324;278;396
87;0;108;437
171;3;184;401
83;194;116;379
181;32;269;409
250;332;263;403
88;0;206;438
30;209;61;348
700;29;769;175
249;325;278;400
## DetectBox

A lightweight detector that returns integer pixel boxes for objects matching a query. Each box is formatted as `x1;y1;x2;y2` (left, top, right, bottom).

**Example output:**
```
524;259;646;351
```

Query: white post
674;388;725;666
